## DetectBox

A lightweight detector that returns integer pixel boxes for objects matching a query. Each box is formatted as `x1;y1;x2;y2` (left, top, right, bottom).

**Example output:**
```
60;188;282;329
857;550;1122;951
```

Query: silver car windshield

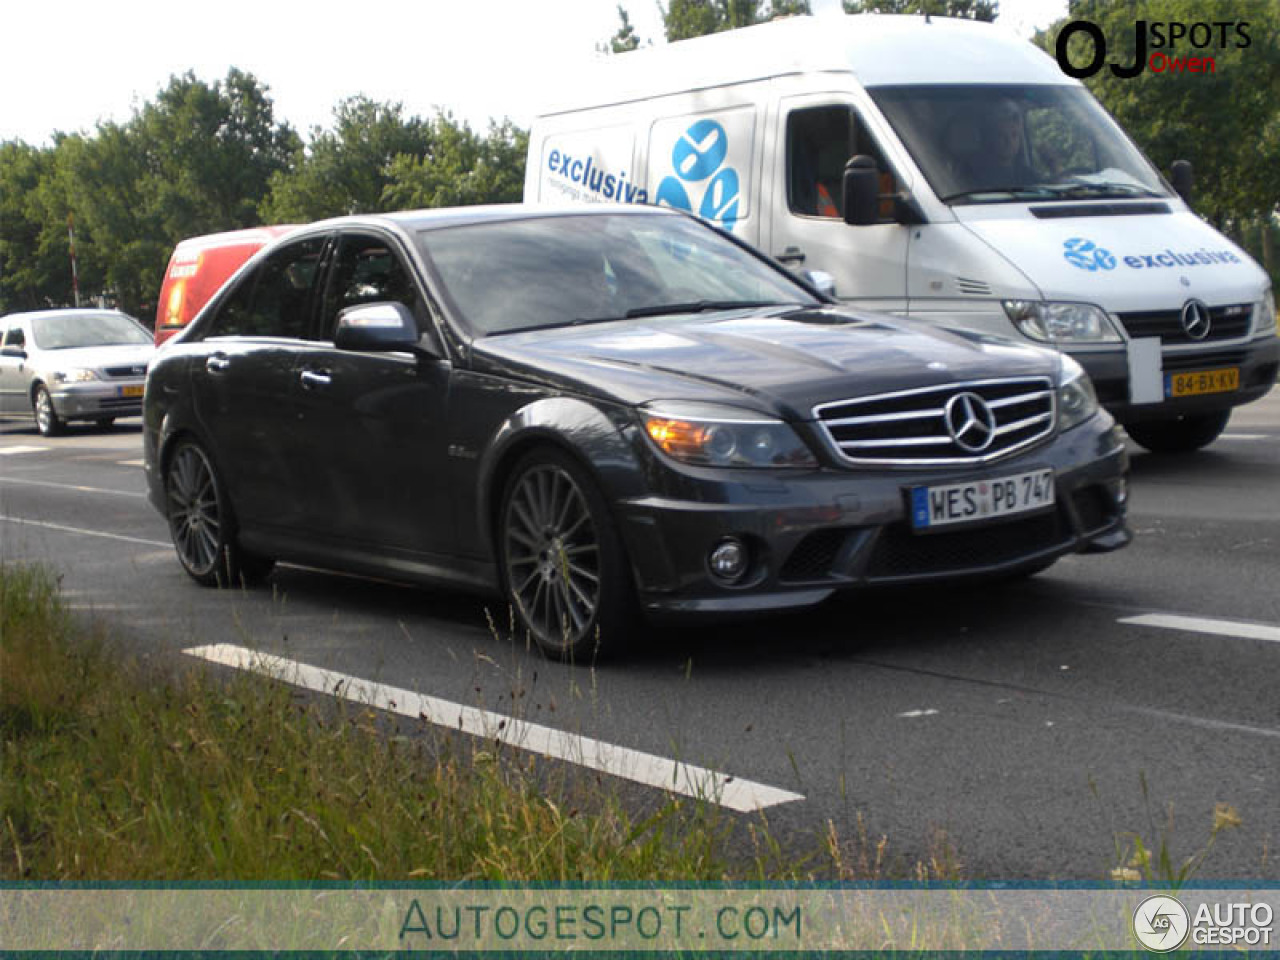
417;212;817;336
870;84;1169;205
30;313;151;350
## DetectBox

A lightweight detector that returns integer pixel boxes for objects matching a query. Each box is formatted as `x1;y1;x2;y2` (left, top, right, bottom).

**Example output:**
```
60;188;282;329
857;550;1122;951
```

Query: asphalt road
3;396;1278;880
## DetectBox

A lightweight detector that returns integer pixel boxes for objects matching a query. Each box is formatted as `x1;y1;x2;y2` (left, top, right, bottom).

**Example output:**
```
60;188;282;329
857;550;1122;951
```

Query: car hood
472;306;1060;419
34;343;154;374
955;207;1269;310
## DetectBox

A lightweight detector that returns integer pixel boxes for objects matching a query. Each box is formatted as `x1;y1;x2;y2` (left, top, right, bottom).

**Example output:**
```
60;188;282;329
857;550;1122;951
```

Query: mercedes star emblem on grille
944;392;997;453
1180;299;1212;341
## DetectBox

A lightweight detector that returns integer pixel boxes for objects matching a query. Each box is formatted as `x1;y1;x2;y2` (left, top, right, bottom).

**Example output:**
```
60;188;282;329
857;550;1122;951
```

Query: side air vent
956;277;991;296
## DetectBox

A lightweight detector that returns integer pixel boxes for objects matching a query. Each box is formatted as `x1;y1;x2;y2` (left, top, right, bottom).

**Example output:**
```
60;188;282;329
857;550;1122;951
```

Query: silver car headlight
641;403;817;468
1003;300;1122;343
51;368;100;383
1255;288;1276;338
1057;356;1099;432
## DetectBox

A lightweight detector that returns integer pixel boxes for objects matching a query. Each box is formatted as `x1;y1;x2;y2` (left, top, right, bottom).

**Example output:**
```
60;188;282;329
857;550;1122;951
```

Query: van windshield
870;84;1169;205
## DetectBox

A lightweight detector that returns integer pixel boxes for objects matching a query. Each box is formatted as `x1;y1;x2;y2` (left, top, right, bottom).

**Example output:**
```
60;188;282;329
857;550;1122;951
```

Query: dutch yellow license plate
120;384;145;398
1165;367;1239;398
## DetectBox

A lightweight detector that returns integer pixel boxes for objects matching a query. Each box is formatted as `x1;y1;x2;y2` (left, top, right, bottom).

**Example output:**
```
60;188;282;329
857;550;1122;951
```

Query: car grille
1161;347;1249;372
864;509;1070;580
779;528;852;583
104;364;148;378
814;377;1055;466
1116;303;1252;345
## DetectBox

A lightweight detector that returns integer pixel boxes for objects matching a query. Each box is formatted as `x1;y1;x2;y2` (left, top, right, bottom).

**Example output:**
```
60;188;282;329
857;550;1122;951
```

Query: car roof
299;203;684;235
2;308;134;325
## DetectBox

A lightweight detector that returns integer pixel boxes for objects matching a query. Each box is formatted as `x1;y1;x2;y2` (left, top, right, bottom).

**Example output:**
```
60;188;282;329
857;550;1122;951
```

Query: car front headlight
641;403;817;468
1057;356;1099;432
1003;300;1121;343
1255;288;1276;338
51;368;100;383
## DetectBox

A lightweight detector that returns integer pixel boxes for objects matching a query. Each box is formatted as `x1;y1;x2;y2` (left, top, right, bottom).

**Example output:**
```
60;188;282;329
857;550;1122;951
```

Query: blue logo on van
656;119;741;231
1063;237;1116;271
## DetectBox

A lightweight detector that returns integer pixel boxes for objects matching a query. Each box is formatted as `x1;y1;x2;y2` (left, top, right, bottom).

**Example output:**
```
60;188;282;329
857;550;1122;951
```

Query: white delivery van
524;14;1278;453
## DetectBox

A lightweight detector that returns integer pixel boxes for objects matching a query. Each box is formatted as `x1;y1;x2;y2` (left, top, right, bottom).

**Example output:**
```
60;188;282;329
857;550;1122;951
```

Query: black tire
498;448;637;661
1126;410;1231;454
164;439;274;587
32;385;65;437
95;418;115;430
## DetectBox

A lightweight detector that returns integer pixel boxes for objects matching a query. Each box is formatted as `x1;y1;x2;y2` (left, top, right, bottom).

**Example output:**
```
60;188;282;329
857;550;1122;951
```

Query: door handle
776;246;806;265
205;354;230;374
299;369;332;390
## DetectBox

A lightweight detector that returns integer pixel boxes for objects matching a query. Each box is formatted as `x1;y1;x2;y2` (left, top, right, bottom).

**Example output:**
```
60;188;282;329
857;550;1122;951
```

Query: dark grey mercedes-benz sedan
144;205;1129;658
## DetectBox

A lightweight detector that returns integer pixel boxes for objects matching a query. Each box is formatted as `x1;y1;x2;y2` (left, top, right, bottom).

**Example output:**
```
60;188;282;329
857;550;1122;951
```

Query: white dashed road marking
0;476;147;497
0;515;168;548
897;709;940;718
0;445;49;455
1219;434;1269;441
1120;613;1280;645
185;643;806;813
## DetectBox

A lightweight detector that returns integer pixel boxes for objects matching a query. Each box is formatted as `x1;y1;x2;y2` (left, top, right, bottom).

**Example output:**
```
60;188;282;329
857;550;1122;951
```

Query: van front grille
1117;303;1252;345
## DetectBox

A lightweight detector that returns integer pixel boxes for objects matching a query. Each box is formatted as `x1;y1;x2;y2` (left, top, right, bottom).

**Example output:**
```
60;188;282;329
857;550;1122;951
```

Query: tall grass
1;562;950;883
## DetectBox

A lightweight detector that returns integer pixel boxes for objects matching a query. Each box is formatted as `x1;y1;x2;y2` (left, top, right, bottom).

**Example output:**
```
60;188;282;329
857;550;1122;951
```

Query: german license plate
1165;367;1238;398
909;468;1055;531
120;384;144;398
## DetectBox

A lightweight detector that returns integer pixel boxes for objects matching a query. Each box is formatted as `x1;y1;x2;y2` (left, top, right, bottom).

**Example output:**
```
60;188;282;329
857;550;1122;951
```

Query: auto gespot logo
654;119;742;231
1063;236;1243;273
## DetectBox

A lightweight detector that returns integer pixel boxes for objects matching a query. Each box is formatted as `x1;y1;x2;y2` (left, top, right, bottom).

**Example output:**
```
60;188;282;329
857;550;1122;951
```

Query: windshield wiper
940;186;1057;204
623;300;795;319
1042;181;1164;200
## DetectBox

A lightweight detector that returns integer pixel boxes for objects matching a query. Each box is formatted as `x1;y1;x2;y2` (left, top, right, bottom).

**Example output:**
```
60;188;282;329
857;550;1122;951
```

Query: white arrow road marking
1120;613;1280;645
185;643;804;813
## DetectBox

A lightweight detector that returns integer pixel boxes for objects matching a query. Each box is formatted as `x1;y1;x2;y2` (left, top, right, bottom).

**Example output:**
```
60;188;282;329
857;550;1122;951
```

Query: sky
2;0;1067;147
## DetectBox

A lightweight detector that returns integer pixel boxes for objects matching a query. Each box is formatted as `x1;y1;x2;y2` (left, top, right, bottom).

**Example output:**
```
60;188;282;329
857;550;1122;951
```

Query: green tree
260;97;436;222
383;117;528;210
600;5;644;52
1037;0;1280;246
0;142;66;311
842;0;996;19
662;0;810;42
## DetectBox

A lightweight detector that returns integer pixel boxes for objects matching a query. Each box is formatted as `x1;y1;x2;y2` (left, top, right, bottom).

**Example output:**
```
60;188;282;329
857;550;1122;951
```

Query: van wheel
1126;410;1230;454
32;385;65;437
498;449;636;661
165;440;274;587
95;418;115;431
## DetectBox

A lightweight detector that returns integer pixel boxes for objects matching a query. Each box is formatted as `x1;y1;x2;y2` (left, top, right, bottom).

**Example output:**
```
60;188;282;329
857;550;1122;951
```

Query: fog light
708;538;748;582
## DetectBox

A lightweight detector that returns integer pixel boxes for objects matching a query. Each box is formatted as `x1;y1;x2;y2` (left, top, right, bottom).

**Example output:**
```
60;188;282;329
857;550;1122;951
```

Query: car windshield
30;312;151;350
870;84;1168;205
416;212;817;336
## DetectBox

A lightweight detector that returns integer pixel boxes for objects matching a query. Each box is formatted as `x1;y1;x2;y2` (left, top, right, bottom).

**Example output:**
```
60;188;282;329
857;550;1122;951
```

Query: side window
787;105;895;220
320;234;423;339
204;236;326;339
3;326;24;349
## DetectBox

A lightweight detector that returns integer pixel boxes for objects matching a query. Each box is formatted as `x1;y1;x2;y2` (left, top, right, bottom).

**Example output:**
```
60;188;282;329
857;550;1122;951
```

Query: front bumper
50;381;145;420
615;415;1130;615
1071;336;1279;425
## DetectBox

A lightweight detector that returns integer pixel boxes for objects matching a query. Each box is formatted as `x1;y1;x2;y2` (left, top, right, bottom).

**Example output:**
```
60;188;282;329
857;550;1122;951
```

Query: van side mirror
334;301;421;352
842;155;881;227
1170;160;1193;206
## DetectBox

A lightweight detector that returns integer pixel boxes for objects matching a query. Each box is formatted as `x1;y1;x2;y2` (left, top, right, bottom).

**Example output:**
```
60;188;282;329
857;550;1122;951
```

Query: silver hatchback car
0;309;154;435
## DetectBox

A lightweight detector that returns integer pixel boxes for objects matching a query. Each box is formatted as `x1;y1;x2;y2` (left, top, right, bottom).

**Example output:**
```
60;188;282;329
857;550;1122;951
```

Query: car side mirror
1170;159;1193;206
334;302;421;352
1;346;26;359
802;269;837;299
842;155;881;227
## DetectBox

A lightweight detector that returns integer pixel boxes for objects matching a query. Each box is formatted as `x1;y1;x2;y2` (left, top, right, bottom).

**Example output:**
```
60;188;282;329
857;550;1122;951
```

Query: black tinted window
3;327;23;348
206;236;326;338
321;234;421;338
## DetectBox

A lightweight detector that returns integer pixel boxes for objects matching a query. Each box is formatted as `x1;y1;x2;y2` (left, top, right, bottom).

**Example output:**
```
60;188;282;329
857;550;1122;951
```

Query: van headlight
1057;357;1098;432
52;368;100;383
642;403;817;468
1255;288;1276;338
1003;300;1121;343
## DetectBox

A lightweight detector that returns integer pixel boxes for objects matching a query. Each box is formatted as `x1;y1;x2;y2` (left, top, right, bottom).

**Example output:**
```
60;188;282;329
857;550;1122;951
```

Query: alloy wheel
166;443;224;580
503;462;602;652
